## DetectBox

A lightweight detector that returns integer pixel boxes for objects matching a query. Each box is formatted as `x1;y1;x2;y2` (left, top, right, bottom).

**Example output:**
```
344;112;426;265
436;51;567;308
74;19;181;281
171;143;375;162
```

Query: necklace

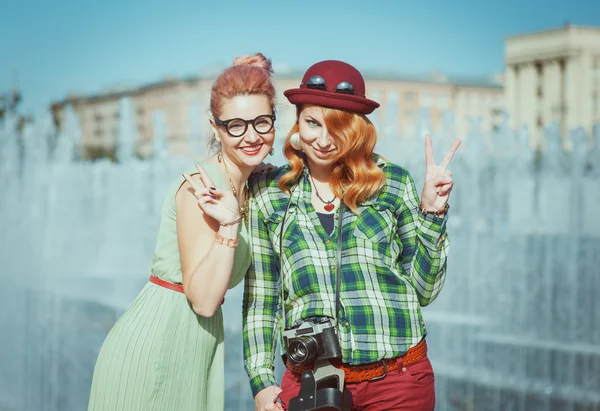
218;152;249;224
308;172;336;212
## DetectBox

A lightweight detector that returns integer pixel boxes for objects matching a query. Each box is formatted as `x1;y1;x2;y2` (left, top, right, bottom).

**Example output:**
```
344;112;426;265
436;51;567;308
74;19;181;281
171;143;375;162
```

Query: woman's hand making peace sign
182;164;240;226
420;135;461;215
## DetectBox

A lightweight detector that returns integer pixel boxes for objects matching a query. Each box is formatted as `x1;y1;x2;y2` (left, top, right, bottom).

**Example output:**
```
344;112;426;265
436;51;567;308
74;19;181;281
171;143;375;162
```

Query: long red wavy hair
278;105;386;213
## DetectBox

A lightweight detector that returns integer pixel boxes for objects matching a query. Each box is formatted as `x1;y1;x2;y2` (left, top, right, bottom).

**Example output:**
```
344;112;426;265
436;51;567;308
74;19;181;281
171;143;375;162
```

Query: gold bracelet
220;216;242;227
418;202;449;217
214;233;239;248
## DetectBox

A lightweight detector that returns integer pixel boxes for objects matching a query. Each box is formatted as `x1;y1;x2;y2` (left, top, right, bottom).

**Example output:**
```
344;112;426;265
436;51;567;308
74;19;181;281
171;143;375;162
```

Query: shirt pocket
264;210;300;254
352;202;396;244
264;211;285;251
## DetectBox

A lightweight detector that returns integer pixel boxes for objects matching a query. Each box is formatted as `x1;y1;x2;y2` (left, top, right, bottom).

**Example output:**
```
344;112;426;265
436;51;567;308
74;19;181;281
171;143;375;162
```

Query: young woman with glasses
243;60;461;411
88;53;277;411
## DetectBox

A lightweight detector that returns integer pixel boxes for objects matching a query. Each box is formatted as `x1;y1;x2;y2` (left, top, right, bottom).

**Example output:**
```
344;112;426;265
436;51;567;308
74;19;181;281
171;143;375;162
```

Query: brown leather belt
286;338;427;383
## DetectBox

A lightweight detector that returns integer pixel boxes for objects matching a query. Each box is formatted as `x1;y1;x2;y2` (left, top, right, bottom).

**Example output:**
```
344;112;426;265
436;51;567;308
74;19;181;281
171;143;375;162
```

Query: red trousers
279;356;435;411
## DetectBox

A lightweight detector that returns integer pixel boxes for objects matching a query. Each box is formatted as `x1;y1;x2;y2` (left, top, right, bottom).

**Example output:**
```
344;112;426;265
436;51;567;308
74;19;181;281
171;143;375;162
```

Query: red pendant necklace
309;172;336;212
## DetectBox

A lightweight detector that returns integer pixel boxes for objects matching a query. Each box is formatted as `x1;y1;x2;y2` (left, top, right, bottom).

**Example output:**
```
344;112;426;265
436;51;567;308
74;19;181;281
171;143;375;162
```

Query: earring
269;148;275;156
217;151;222;162
290;132;302;150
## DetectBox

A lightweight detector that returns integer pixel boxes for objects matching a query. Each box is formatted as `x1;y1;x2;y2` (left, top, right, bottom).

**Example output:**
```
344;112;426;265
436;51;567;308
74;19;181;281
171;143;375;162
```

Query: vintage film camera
283;317;341;365
283;318;351;411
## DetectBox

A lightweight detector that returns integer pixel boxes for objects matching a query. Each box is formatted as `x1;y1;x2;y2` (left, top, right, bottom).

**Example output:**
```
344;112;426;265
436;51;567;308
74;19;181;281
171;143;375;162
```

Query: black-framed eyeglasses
214;114;276;137
300;75;365;97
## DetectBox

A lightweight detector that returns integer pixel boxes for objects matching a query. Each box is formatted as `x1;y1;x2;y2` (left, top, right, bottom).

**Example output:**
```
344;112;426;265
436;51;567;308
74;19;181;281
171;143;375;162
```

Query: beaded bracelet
418;202;449;217
214;233;239;248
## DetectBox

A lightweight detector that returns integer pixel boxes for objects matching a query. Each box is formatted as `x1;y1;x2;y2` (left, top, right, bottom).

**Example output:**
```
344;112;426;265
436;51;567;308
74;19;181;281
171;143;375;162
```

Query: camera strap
279;185;344;331
279;186;296;332
334;202;344;327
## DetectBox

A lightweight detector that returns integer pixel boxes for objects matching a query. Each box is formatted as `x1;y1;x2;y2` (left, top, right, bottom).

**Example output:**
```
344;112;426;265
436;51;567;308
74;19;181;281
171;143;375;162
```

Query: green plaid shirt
243;157;449;396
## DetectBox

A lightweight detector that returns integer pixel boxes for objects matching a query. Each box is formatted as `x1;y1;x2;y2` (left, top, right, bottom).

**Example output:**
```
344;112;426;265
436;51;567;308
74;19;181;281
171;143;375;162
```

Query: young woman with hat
88;53;277;411
243;60;460;411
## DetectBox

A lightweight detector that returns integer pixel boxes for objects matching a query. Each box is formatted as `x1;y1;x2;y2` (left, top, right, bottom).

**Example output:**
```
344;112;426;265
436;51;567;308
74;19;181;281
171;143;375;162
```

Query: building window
436;93;450;109
421;92;431;107
535;62;543;96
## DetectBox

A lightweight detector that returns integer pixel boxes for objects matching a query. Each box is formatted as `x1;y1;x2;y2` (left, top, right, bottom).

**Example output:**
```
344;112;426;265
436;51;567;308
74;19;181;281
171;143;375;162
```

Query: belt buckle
368;359;387;382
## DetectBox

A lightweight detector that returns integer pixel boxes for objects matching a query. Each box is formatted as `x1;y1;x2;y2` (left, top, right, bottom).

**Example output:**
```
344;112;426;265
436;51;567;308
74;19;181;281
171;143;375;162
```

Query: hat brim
284;88;380;115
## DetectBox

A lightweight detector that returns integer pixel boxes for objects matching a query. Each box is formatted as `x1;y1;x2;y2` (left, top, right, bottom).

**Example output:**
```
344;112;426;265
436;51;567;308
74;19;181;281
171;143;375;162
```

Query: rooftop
506;24;600;40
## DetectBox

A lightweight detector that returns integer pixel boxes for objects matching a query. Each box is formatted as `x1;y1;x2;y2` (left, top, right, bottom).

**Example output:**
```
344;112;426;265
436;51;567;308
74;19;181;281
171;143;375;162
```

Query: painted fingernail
209;186;216;191
210;195;216;199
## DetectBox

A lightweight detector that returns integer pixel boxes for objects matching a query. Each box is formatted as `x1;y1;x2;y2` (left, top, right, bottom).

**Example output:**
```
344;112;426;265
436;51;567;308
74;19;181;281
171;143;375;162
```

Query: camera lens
288;336;318;364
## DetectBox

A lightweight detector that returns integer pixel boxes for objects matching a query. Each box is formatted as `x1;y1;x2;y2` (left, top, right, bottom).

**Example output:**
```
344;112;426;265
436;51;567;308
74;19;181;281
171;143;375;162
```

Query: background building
505;25;600;148
51;72;503;160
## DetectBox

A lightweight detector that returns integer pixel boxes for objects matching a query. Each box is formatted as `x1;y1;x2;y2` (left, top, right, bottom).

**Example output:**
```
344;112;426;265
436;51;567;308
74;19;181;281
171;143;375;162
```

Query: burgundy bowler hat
284;60;380;115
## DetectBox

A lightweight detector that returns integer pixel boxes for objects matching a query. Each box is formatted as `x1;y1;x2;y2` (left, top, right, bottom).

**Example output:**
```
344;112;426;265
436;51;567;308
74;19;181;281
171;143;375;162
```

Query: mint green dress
88;161;250;411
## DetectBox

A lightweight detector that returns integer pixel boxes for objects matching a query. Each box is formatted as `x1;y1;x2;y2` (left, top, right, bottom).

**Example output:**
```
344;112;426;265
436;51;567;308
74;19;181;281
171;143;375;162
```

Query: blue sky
2;0;600;112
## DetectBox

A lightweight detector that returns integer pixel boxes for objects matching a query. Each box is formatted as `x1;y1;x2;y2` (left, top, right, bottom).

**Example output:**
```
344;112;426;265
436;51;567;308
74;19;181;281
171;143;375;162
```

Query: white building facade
505;25;600;148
